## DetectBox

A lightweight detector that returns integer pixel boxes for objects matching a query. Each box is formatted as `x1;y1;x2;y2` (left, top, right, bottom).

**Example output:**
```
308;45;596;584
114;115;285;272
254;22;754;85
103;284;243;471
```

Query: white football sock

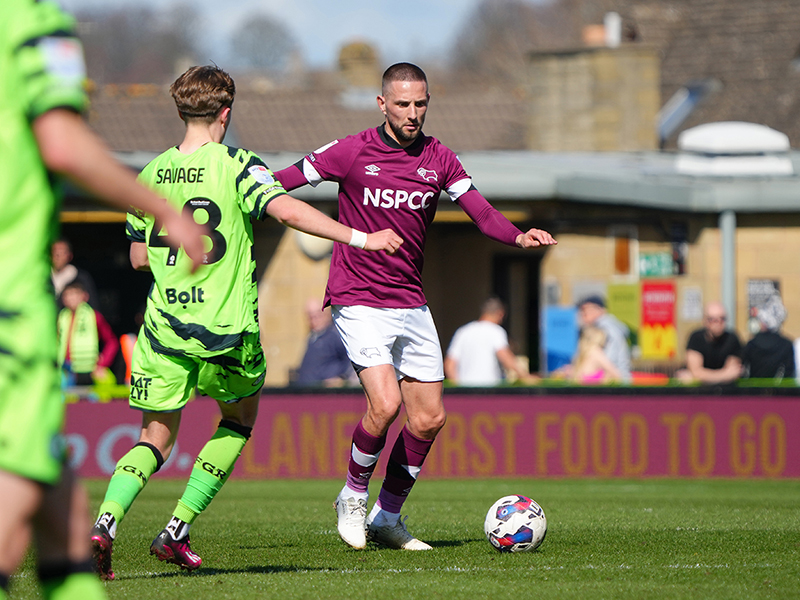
96;512;117;539
367;503;399;525
341;484;369;502
165;515;191;541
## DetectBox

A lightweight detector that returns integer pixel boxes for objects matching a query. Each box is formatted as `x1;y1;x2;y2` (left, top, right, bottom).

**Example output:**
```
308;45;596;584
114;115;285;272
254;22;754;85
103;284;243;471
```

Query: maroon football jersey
297;126;472;308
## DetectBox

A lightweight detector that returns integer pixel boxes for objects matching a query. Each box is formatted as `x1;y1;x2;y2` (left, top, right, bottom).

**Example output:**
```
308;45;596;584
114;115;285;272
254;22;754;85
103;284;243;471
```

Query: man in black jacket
677;302;742;385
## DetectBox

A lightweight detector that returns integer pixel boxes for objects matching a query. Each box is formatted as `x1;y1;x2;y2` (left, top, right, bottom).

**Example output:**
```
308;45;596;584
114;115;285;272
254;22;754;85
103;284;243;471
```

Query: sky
56;0;535;70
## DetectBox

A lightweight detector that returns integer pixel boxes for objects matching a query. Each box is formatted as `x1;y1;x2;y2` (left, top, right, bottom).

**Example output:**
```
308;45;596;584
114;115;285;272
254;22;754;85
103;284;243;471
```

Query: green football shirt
1;0;87;484
128;143;287;358
1;0;87;321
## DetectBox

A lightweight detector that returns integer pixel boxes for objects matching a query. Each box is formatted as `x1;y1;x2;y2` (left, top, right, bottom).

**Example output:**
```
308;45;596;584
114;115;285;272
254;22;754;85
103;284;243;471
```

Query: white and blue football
484;494;547;553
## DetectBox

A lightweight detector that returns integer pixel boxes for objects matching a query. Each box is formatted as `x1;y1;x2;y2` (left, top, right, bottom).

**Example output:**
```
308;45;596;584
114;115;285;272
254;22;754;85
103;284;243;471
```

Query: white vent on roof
676;122;793;176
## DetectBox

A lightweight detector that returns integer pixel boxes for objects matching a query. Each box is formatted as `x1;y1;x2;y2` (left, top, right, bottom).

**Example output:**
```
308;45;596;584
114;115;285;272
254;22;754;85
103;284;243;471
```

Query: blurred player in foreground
0;1;206;598
274;62;557;551
90;65;402;580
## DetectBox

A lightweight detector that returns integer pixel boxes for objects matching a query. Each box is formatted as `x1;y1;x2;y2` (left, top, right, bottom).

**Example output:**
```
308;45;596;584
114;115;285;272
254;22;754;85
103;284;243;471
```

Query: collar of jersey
377;124;424;151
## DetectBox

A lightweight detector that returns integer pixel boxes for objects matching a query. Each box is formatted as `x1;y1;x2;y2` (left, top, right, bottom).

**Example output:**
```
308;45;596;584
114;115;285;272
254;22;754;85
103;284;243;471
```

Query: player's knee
367;398;402;425
412;409;447;439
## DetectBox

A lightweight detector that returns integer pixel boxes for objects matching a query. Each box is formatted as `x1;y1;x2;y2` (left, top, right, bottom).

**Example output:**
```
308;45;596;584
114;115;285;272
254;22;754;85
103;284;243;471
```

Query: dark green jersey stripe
153;310;243;353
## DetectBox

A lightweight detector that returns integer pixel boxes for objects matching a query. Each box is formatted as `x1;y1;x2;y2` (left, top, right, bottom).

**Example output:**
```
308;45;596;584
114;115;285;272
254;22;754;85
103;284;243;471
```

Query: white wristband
348;229;367;249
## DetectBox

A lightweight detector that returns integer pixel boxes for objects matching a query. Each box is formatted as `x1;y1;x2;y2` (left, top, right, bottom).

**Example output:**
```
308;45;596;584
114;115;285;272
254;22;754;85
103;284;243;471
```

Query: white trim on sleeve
446;177;473;201
302;157;324;187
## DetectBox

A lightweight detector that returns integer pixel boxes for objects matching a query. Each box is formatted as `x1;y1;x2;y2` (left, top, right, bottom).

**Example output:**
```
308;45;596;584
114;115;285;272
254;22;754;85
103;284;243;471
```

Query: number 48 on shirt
149;197;227;265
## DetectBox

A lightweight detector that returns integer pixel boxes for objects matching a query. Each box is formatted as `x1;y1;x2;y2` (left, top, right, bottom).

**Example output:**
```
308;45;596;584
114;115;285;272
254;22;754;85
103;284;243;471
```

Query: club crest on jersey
248;165;275;185
417;167;438;182
365;164;381;176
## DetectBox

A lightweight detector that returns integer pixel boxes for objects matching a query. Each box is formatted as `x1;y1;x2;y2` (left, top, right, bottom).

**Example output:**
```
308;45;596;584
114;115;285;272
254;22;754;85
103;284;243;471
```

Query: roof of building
597;0;800;148
86;83;527;155
86;0;800;153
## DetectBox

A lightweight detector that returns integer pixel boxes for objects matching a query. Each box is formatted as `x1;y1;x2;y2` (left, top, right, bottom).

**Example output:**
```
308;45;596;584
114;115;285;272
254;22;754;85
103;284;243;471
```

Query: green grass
11;478;800;599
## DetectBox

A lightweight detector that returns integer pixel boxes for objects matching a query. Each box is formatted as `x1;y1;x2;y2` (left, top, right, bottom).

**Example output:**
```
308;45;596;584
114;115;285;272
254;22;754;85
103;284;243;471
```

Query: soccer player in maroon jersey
274;62;557;550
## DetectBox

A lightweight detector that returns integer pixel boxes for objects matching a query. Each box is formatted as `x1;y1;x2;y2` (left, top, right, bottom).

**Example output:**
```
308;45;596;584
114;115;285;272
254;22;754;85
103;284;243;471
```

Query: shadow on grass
120;538;482;580
366;538;481;550
123;564;327;580
427;539;480;548
238;537;481;552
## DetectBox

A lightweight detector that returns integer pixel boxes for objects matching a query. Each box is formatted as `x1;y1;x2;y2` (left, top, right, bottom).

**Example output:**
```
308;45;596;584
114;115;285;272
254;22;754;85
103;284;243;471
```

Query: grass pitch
12;478;800;599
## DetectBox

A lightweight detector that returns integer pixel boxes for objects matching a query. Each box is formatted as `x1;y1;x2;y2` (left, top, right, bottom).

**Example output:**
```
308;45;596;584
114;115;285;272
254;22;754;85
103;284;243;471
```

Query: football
484;494;547;553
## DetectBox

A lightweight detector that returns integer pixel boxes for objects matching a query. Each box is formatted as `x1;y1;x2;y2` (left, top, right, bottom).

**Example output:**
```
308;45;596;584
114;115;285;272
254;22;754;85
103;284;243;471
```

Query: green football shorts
0;301;66;485
129;331;266;412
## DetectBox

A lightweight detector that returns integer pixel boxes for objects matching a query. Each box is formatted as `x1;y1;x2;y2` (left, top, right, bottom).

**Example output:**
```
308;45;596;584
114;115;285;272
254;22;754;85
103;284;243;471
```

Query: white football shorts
331;305;444;382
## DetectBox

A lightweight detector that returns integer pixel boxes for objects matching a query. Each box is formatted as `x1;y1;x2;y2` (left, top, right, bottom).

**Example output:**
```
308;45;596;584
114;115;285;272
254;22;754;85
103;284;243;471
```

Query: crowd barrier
65;386;800;479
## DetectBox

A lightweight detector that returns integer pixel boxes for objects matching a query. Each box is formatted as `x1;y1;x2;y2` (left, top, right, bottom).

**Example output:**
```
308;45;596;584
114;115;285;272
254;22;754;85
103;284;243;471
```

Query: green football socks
171;421;251;524
97;442;163;525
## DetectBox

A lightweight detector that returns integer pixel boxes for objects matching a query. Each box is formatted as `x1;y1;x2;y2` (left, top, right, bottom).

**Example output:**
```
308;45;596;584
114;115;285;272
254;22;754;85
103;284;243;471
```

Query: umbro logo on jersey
417;167;438;182
365;164;381;176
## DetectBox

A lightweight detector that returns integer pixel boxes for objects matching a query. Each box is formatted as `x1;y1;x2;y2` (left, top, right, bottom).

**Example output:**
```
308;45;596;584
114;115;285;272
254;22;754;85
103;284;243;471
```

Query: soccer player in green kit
90;65;402;579
0;1;207;598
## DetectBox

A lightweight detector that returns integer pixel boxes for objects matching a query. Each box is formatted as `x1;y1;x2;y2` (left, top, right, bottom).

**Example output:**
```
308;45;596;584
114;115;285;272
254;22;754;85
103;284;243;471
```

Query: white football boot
334;492;368;549
366;513;432;550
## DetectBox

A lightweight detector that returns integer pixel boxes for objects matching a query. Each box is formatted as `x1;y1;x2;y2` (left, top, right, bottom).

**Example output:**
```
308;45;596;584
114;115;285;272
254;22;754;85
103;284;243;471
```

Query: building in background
67;0;800;383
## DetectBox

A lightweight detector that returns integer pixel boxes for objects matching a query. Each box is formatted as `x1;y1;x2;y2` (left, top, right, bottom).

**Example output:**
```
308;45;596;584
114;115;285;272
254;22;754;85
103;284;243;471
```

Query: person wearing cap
741;295;795;380
577;295;632;383
677;301;742;385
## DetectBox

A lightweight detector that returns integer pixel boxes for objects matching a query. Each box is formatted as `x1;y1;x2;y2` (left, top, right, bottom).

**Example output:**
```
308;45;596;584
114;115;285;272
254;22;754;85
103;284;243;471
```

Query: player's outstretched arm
457;189;556;249
266;194;403;254
273;165;308;192
33;109;208;271
515;228;557;249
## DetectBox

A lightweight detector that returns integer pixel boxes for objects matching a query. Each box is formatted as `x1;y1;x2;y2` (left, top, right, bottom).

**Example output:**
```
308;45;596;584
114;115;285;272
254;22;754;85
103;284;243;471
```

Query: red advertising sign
640;281;677;359
65;393;800;479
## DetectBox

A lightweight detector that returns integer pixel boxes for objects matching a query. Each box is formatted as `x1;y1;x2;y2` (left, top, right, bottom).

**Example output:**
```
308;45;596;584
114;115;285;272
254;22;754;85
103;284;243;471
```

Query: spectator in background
445;297;539;386
742;294;795;380
293;298;356;386
677;301;742;385
51;238;98;309
57;281;119;386
577;295;632;382
570;326;622;384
